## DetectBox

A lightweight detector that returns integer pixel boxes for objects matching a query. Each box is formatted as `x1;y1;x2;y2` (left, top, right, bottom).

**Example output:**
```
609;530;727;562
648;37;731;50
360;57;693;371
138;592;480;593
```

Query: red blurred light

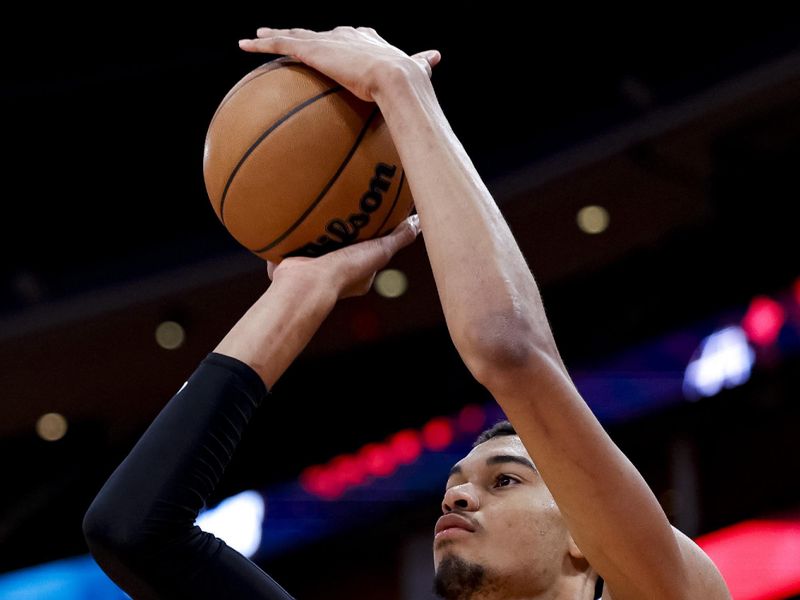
389;429;422;465
457;404;486;433
358;443;397;477
300;465;345;500
329;454;366;487
422;417;453;451
696;518;800;600
742;296;785;346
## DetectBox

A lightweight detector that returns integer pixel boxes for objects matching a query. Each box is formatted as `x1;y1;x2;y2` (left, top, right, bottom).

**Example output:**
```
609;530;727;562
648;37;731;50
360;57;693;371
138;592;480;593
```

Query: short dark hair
472;419;517;447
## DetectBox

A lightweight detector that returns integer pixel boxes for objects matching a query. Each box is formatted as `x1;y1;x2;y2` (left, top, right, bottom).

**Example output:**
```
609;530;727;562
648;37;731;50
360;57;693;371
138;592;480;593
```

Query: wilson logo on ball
284;162;398;259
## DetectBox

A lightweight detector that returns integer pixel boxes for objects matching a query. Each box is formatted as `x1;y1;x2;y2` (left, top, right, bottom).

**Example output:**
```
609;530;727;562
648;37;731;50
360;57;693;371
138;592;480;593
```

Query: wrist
373;63;436;109
213;274;337;390
269;273;339;311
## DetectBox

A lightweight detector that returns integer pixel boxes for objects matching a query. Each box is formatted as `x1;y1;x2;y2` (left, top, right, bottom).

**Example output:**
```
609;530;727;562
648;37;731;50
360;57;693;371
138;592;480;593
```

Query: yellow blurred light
156;320;185;350
577;205;610;234
36;412;68;442
375;269;408;298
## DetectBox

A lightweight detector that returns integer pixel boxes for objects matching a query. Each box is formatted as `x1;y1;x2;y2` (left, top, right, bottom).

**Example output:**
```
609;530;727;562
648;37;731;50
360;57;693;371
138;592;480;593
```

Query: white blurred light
36;412;68;442
196;490;264;558
374;269;408;298
577;205;610;234
683;326;755;400
155;321;185;350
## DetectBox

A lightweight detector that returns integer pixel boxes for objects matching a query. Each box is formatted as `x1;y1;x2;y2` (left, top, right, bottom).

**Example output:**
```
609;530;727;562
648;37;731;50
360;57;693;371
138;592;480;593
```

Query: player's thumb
412;50;441;77
379;213;420;257
365;215;420;269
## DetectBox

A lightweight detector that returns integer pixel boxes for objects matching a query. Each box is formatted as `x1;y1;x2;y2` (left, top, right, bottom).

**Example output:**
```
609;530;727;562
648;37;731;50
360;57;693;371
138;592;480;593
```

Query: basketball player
83;27;732;599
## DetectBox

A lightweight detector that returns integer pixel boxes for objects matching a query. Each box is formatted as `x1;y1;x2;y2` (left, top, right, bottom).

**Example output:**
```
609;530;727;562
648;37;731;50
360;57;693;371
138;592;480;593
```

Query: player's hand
266;214;420;300
238;26;441;102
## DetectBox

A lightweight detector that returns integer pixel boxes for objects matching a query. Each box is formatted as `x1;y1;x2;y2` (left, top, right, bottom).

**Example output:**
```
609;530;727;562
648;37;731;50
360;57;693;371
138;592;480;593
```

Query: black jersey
83;352;295;599
595;575;604;599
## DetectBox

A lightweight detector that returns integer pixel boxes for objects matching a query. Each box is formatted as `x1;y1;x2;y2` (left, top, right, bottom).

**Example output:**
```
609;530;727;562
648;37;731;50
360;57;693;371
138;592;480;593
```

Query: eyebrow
448;454;538;479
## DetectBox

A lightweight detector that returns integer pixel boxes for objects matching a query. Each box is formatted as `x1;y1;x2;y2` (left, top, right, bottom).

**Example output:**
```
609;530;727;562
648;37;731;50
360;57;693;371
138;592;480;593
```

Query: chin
434;546;465;568
433;553;489;598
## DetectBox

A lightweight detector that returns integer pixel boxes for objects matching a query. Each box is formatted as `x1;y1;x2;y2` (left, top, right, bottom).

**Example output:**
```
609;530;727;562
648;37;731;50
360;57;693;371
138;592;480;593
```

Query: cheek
490;497;568;555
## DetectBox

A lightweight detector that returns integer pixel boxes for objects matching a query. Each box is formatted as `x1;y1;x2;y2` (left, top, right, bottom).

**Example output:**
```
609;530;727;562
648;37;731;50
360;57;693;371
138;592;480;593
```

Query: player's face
433;435;574;595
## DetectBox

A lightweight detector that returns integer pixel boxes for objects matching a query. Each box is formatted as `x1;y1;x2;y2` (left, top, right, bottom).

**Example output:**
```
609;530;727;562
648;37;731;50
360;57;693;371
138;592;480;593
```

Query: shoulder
672;527;731;599
601;527;730;600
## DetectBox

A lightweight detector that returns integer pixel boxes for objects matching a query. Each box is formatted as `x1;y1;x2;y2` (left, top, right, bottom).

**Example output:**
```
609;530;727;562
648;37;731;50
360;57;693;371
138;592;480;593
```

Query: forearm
374;74;556;372
83;353;289;598
214;277;337;390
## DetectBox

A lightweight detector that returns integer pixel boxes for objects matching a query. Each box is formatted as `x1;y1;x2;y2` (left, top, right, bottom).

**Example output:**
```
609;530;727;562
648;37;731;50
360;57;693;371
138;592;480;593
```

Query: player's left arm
371;68;730;600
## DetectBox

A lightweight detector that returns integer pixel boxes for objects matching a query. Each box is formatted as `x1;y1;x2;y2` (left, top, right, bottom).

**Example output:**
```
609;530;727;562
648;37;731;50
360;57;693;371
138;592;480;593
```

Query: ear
567;532;586;561
566;532;597;583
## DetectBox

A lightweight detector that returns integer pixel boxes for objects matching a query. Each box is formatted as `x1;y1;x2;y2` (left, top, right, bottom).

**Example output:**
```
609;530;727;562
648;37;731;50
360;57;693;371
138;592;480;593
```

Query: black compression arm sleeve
83;352;295;600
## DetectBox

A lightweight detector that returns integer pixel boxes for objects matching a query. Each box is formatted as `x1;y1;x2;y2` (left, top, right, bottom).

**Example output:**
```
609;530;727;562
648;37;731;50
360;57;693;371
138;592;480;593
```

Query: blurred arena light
683;326;755;400
696;515;800;600
742;296;786;346
422;417;454;451
35;412;68;442
155;320;185;350
196;490;264;558
576;205;610;234
374;269;409;298
0;555;129;599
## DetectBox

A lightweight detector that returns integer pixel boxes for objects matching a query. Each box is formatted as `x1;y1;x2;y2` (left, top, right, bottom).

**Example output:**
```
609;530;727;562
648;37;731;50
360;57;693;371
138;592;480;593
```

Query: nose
441;483;480;513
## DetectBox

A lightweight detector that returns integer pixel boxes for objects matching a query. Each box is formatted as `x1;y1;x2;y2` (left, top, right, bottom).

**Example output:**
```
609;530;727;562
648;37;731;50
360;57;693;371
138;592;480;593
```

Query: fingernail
257;27;271;35
409;214;420;233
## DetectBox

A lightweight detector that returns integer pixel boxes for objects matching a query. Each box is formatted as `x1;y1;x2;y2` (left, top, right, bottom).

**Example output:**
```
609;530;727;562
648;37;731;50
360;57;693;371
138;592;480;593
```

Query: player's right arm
83;217;419;598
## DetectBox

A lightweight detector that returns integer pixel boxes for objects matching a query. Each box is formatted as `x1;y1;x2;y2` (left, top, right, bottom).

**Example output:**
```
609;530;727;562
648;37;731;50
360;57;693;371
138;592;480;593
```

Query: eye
494;474;519;488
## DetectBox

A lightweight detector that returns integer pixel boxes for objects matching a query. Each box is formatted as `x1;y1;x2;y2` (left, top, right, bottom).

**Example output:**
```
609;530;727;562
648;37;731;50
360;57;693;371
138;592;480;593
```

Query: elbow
82;493;146;556
83;502;117;561
82;496;121;555
460;315;545;385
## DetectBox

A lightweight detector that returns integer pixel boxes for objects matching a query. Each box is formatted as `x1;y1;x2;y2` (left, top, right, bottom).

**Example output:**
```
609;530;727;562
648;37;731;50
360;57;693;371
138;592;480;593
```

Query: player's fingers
267;260;276;281
334;214;419;281
385;214;421;253
370;214;420;266
238;35;312;55
255;27;319;39
411;50;441;78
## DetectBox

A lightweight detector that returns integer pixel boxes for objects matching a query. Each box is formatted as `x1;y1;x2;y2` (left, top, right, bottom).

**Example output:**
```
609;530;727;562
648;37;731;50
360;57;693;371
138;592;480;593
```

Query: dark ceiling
2;10;800;577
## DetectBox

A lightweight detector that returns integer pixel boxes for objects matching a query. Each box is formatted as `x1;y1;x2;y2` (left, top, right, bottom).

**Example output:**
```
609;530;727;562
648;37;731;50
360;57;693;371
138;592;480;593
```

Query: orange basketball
203;56;415;263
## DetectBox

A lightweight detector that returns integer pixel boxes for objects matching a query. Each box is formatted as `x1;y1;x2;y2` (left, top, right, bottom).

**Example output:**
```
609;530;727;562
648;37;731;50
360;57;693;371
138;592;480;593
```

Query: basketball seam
253;106;382;254
208;57;299;131
373;169;407;237
219;85;344;223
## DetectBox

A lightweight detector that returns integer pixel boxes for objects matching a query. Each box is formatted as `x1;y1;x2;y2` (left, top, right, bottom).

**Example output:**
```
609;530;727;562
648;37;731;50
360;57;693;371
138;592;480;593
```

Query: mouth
435;513;477;539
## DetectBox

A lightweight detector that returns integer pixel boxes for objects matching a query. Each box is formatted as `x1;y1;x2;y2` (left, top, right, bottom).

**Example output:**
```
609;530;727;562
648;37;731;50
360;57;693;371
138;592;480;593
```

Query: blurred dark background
1;8;799;599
